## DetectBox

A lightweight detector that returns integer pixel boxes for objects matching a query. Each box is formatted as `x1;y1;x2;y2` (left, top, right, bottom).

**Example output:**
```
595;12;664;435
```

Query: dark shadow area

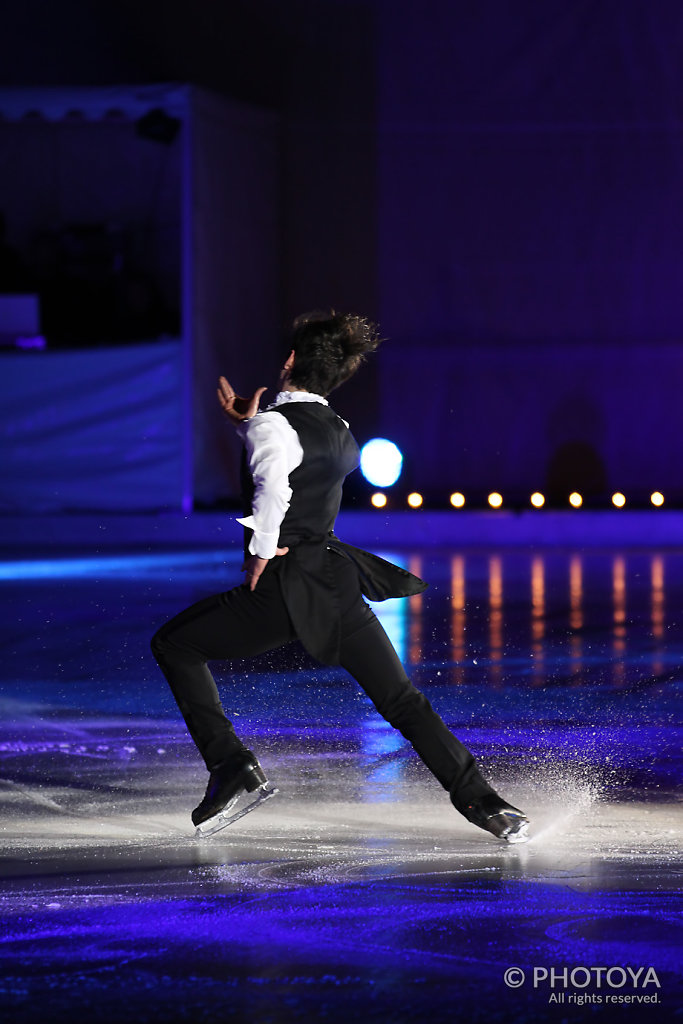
546;440;608;504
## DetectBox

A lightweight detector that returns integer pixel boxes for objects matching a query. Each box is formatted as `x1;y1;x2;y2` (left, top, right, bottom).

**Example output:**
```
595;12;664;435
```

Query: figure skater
151;311;529;842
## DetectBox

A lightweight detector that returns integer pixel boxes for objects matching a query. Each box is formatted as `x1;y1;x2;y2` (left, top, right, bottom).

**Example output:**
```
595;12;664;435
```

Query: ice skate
194;781;279;837
192;749;278;837
463;794;530;844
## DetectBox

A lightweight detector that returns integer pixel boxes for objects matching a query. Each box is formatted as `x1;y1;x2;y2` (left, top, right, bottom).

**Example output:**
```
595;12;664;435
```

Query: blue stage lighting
360;438;403;487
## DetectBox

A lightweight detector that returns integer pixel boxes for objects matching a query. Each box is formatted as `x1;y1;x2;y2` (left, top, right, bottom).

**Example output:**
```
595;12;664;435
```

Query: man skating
151;311;529;842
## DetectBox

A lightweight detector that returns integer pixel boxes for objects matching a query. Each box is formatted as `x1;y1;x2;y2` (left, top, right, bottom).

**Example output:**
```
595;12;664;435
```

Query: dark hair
288;310;382;395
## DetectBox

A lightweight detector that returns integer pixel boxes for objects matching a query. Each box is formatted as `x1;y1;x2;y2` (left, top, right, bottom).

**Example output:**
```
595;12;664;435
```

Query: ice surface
0;547;681;1022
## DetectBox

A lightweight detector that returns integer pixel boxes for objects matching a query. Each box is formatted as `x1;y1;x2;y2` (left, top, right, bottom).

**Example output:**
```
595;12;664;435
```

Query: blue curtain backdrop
377;0;683;342
374;1;683;495
0;341;184;512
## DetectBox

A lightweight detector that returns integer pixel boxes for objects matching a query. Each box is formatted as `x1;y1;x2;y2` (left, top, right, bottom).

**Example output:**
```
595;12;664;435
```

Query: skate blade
194;783;279;838
503;819;530;845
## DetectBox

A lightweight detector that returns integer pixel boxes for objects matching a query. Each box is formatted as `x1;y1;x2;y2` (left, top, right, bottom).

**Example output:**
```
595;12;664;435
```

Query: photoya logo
533;967;660;989
504;965;661;991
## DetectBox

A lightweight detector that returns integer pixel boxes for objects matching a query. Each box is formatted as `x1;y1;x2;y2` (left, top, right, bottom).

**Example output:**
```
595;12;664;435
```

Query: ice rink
1;538;681;1022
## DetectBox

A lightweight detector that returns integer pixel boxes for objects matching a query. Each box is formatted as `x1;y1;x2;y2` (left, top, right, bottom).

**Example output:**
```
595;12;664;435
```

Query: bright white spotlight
371;492;387;509
569;492;583;508
450;492;466;508
651;491;665;507
407;492;423;508
612;492;626;508
530;492;545;508
360;438;403;488
488;492;503;508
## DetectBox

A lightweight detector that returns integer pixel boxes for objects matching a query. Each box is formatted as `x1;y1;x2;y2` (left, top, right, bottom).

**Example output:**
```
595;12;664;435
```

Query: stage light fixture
612;492;626;508
360;438;403;487
530;492;545;508
407;492;423;508
651;491;664;507
449;492;466;508
569;492;583;508
488;492;503;508
371;492;387;509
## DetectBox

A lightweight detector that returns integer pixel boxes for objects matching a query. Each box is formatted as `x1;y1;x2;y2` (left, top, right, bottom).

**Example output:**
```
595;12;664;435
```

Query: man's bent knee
151;626;188;662
150;628;167;659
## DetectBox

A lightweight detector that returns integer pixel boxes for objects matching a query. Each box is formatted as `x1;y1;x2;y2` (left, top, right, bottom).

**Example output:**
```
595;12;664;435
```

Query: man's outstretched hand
243;549;289;591
217;376;267;424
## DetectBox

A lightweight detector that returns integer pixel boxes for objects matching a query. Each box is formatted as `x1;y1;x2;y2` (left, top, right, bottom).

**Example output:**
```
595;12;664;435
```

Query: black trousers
151;552;495;811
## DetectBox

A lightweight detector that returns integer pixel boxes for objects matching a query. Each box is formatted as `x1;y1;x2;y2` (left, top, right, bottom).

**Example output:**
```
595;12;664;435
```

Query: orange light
651;491;664;507
530;492;545;508
488;492;503;509
450;492;466;508
612;492;626;508
371;492;387;508
569;492;583;508
407;492;423;508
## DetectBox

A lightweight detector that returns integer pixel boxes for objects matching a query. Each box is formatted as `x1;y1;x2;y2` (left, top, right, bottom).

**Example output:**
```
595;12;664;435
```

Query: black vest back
241;402;360;549
239;400;426;665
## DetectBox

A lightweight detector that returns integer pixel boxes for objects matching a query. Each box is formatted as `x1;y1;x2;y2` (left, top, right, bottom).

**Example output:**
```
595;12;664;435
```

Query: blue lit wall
2;2;683;504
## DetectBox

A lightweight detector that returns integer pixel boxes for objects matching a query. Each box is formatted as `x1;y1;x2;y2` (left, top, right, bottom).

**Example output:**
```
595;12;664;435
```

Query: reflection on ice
1;546;682;1022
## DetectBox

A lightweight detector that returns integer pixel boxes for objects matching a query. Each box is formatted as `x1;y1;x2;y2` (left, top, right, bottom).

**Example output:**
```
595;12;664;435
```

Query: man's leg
328;551;494;809
338;613;497;810
151;570;296;770
333;551;529;840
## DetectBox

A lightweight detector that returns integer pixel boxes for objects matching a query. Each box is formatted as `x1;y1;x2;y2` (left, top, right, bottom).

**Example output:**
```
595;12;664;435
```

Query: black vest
240;401;426;665
241;402;360;551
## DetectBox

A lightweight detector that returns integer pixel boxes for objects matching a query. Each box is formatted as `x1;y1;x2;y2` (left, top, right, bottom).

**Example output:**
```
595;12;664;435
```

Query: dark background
2;0;683;507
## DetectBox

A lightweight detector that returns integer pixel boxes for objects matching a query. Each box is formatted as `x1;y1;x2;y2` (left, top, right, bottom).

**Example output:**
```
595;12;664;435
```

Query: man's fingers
217;380;236;411
243;555;269;590
248;565;264;591
245;386;268;417
217;376;237;405
218;378;268;422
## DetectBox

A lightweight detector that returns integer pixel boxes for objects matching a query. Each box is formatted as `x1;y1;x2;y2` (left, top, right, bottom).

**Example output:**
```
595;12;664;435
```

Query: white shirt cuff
236;515;279;559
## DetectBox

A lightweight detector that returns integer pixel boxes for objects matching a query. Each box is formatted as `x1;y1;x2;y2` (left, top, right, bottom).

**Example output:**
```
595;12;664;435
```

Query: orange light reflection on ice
408;554;423;665
488;555;503;685
530;556;545;686
612;555;627;687
450;555;466;684
569;555;584;680
651;555;664;677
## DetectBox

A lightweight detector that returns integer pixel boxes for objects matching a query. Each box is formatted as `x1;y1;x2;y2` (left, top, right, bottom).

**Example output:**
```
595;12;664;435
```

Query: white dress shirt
236;391;330;558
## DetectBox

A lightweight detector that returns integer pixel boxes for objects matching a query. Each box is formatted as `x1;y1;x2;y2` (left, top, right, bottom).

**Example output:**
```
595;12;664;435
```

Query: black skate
463;794;530;844
192;749;278;838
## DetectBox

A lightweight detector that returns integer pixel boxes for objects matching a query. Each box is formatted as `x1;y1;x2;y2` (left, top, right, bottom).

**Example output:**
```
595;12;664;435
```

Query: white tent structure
0;84;278;511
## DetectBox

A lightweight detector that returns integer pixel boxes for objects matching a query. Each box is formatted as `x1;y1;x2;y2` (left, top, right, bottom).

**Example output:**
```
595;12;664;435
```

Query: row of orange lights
370;491;667;509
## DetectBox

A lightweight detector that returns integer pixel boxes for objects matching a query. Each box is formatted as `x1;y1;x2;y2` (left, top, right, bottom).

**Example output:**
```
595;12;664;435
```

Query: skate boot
192;749;277;836
462;793;530;844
